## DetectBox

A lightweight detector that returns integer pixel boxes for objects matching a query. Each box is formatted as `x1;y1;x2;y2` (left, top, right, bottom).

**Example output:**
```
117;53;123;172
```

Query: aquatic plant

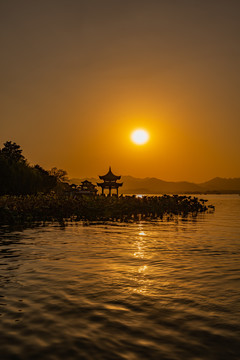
0;193;213;226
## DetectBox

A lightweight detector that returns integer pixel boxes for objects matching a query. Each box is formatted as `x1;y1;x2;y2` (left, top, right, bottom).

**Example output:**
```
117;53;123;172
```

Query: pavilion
79;180;97;195
97;167;123;196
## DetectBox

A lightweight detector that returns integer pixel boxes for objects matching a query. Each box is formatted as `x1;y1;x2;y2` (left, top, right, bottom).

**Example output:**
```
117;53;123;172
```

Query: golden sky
1;0;240;182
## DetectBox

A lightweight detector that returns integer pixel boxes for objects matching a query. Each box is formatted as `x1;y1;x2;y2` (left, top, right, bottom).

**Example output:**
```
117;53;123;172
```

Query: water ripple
0;195;240;359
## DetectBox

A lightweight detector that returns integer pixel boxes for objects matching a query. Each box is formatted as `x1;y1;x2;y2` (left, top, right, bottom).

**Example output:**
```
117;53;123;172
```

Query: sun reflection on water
138;265;148;273
133;228;147;259
131;226;151;295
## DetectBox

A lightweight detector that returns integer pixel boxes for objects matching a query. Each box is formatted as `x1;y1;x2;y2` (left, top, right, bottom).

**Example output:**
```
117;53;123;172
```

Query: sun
131;129;149;145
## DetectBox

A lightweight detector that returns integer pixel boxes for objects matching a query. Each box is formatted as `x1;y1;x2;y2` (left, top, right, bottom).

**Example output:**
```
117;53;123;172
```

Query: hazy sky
1;0;239;182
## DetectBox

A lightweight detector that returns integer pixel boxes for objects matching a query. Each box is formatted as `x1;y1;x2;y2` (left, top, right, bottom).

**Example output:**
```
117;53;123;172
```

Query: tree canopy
0;141;67;195
1;141;25;163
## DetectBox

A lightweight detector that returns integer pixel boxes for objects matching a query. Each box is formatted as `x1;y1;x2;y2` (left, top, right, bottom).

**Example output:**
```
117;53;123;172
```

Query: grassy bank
0;193;213;226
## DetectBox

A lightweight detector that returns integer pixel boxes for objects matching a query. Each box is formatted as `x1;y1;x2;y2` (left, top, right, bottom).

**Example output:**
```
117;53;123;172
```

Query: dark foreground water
0;195;239;360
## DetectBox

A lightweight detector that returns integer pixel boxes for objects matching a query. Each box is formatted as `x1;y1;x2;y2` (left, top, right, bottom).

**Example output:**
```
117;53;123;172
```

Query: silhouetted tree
49;167;68;182
0;141;61;195
34;165;57;192
1;141;25;163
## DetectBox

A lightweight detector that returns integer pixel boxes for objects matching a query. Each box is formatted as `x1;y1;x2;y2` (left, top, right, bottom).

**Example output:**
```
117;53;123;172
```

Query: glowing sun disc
131;129;149;145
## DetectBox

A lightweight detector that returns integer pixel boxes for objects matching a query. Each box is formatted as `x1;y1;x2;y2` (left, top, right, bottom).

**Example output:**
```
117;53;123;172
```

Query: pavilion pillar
102;187;104;195
116;187;118;197
109;187;111;196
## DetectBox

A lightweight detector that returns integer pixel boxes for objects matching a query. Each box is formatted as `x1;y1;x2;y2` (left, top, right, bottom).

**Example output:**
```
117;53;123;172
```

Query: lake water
0;195;239;360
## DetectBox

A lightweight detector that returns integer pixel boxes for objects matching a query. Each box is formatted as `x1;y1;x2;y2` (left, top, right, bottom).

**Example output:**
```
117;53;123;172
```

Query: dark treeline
0;141;67;195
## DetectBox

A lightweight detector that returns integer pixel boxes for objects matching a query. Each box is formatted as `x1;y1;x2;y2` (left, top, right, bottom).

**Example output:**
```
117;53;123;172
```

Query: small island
0;141;214;227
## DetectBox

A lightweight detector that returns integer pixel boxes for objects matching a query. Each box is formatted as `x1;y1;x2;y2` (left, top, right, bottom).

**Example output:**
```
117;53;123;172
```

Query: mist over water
0;195;239;360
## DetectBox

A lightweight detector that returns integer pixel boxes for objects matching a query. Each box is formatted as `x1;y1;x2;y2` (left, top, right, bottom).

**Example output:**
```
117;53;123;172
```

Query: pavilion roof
97;182;123;188
99;167;121;181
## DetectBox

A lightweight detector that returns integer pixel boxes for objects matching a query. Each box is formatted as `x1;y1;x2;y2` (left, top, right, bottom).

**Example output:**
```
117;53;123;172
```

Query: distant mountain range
69;176;240;194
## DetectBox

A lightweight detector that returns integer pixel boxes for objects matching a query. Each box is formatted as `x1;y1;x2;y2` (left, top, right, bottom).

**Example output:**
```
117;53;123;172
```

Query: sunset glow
0;1;239;182
131;129;149;145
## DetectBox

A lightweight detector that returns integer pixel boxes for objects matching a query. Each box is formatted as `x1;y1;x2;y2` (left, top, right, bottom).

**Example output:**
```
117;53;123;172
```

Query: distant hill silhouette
69;176;240;194
199;177;240;192
121;176;203;194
